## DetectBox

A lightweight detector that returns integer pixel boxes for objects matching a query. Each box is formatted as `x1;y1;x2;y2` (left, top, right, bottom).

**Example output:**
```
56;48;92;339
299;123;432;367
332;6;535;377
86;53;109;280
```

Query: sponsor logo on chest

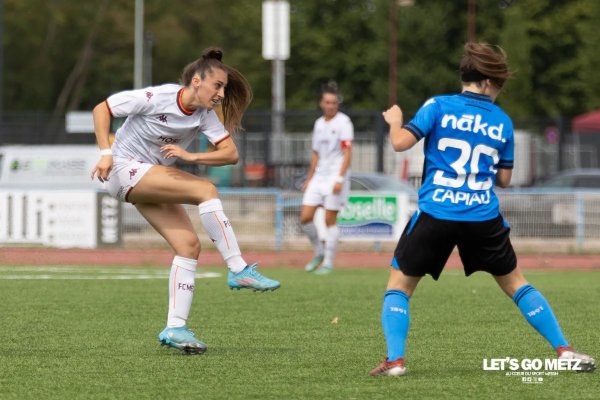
441;113;506;143
158;135;181;144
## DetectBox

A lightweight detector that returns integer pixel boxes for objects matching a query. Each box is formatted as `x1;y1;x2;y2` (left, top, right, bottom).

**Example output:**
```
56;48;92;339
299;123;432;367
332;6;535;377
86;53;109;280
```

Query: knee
195;181;219;204
494;267;528;297
178;238;201;260
188;240;201;260
386;270;420;296
300;215;312;225
500;279;528;298
299;209;314;225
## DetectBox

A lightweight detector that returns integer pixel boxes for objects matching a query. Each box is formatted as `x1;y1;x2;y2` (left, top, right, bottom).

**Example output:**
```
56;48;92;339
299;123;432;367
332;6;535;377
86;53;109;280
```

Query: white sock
301;222;324;257
167;255;197;328
198;199;247;273
323;224;340;267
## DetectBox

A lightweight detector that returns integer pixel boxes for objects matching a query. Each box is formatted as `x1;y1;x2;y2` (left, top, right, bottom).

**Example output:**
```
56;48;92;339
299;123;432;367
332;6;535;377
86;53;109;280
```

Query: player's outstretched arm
383;105;418;152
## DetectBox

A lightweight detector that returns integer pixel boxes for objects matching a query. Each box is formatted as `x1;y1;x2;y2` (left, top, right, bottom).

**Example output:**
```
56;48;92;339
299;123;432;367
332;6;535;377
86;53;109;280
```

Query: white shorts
302;174;350;211
105;157;154;202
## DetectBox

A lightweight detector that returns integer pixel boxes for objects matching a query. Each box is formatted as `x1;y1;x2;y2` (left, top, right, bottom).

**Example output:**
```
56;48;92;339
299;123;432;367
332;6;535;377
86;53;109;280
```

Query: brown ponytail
459;42;513;89
180;47;253;134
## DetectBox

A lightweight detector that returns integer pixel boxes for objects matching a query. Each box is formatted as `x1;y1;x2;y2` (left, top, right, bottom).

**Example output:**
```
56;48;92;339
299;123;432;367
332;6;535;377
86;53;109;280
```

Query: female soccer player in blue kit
370;42;596;376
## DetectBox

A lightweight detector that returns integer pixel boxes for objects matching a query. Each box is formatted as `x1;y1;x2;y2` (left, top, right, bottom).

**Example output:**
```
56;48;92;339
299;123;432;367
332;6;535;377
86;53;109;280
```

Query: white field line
0;267;222;280
0;266;175;273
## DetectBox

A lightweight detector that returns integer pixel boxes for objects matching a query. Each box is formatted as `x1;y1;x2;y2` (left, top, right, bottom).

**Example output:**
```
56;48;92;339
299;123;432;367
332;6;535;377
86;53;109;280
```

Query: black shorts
392;211;517;280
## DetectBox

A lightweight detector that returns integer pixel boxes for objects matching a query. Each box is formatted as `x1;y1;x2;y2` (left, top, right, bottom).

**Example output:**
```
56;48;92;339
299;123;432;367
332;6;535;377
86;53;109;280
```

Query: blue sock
512;284;568;349
381;289;410;362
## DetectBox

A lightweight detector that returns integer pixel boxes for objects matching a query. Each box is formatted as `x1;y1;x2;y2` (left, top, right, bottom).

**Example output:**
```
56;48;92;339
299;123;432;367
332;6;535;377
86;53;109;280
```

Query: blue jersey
404;91;514;221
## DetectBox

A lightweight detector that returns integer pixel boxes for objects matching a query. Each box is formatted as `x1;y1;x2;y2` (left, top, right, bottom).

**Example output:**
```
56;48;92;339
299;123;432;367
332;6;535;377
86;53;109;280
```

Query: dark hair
320;80;341;102
459;42;513;89
180;47;252;134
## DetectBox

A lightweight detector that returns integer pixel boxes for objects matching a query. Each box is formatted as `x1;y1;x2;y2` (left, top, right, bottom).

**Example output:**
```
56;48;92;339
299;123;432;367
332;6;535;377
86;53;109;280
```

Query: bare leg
492;266;528;297
135;203;200;330
135;202;200;258
386;267;422;295
131;166;246;271
129;165;217;205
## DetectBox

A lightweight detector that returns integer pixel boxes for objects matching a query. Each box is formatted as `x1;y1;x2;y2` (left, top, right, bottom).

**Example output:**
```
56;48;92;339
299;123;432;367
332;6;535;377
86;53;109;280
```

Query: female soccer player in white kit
91;47;280;355
300;84;353;275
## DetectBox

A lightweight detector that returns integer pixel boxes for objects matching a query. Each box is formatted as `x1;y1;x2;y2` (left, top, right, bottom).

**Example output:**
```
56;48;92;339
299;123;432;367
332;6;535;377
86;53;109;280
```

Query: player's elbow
391;140;407;152
226;148;239;165
495;169;512;188
390;129;417;152
391;137;413;152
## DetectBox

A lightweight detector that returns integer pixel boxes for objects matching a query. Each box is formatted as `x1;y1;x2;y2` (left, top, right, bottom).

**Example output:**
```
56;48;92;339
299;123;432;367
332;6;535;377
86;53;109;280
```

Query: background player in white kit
300;83;353;275
91;47;280;355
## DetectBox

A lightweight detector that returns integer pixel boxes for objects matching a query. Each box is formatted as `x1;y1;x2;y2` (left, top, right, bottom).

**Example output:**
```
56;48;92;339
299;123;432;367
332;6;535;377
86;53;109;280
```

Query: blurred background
2;0;600;252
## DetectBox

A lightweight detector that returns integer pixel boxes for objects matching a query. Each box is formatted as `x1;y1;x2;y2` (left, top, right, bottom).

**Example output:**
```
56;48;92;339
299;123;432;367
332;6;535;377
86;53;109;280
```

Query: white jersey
106;83;229;166
312;111;354;177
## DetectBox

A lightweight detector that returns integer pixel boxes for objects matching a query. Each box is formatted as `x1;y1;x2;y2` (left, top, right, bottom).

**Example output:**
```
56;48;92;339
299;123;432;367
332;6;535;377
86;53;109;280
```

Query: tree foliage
3;0;600;120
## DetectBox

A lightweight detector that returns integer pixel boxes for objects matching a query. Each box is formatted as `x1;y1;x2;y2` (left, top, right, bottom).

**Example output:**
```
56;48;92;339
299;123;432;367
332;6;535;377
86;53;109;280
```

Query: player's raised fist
382;105;404;126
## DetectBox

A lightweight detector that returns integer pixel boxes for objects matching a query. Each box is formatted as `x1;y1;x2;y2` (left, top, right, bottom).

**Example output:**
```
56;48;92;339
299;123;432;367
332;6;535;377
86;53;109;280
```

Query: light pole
134;0;144;88
468;0;476;42
262;1;290;137
388;0;397;106
388;0;414;106
0;0;4;128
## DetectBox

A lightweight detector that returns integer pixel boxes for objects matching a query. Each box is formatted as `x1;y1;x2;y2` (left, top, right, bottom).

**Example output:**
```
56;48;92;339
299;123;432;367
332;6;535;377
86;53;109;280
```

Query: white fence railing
3;188;600;251
120;189;600;251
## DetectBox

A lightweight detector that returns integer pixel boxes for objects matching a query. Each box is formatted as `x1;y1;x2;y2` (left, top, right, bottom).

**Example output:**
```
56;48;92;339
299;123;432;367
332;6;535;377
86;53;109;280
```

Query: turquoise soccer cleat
158;326;207;355
313;264;333;275
228;263;281;292
304;255;324;272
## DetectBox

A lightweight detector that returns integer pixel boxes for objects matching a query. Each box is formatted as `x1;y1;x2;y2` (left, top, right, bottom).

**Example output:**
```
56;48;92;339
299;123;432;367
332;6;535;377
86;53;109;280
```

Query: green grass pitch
0;266;598;399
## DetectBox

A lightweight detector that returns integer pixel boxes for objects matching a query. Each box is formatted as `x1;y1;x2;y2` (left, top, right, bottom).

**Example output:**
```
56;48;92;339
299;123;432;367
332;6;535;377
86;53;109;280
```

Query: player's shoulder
314;115;326;125
333;112;353;125
490;102;511;120
336;111;351;119
417;94;452;111
480;99;513;129
428;93;459;106
496;107;514;132
150;83;182;95
203;108;220;121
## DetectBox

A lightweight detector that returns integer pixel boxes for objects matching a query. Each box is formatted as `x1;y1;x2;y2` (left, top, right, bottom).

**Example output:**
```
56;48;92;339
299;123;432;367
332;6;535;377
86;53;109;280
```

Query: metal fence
5;111;595;188
120;188;600;252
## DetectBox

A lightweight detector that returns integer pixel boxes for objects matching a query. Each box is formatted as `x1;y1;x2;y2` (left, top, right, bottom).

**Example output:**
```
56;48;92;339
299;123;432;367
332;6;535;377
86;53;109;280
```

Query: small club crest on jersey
145;91;153;101
158;114;168;124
